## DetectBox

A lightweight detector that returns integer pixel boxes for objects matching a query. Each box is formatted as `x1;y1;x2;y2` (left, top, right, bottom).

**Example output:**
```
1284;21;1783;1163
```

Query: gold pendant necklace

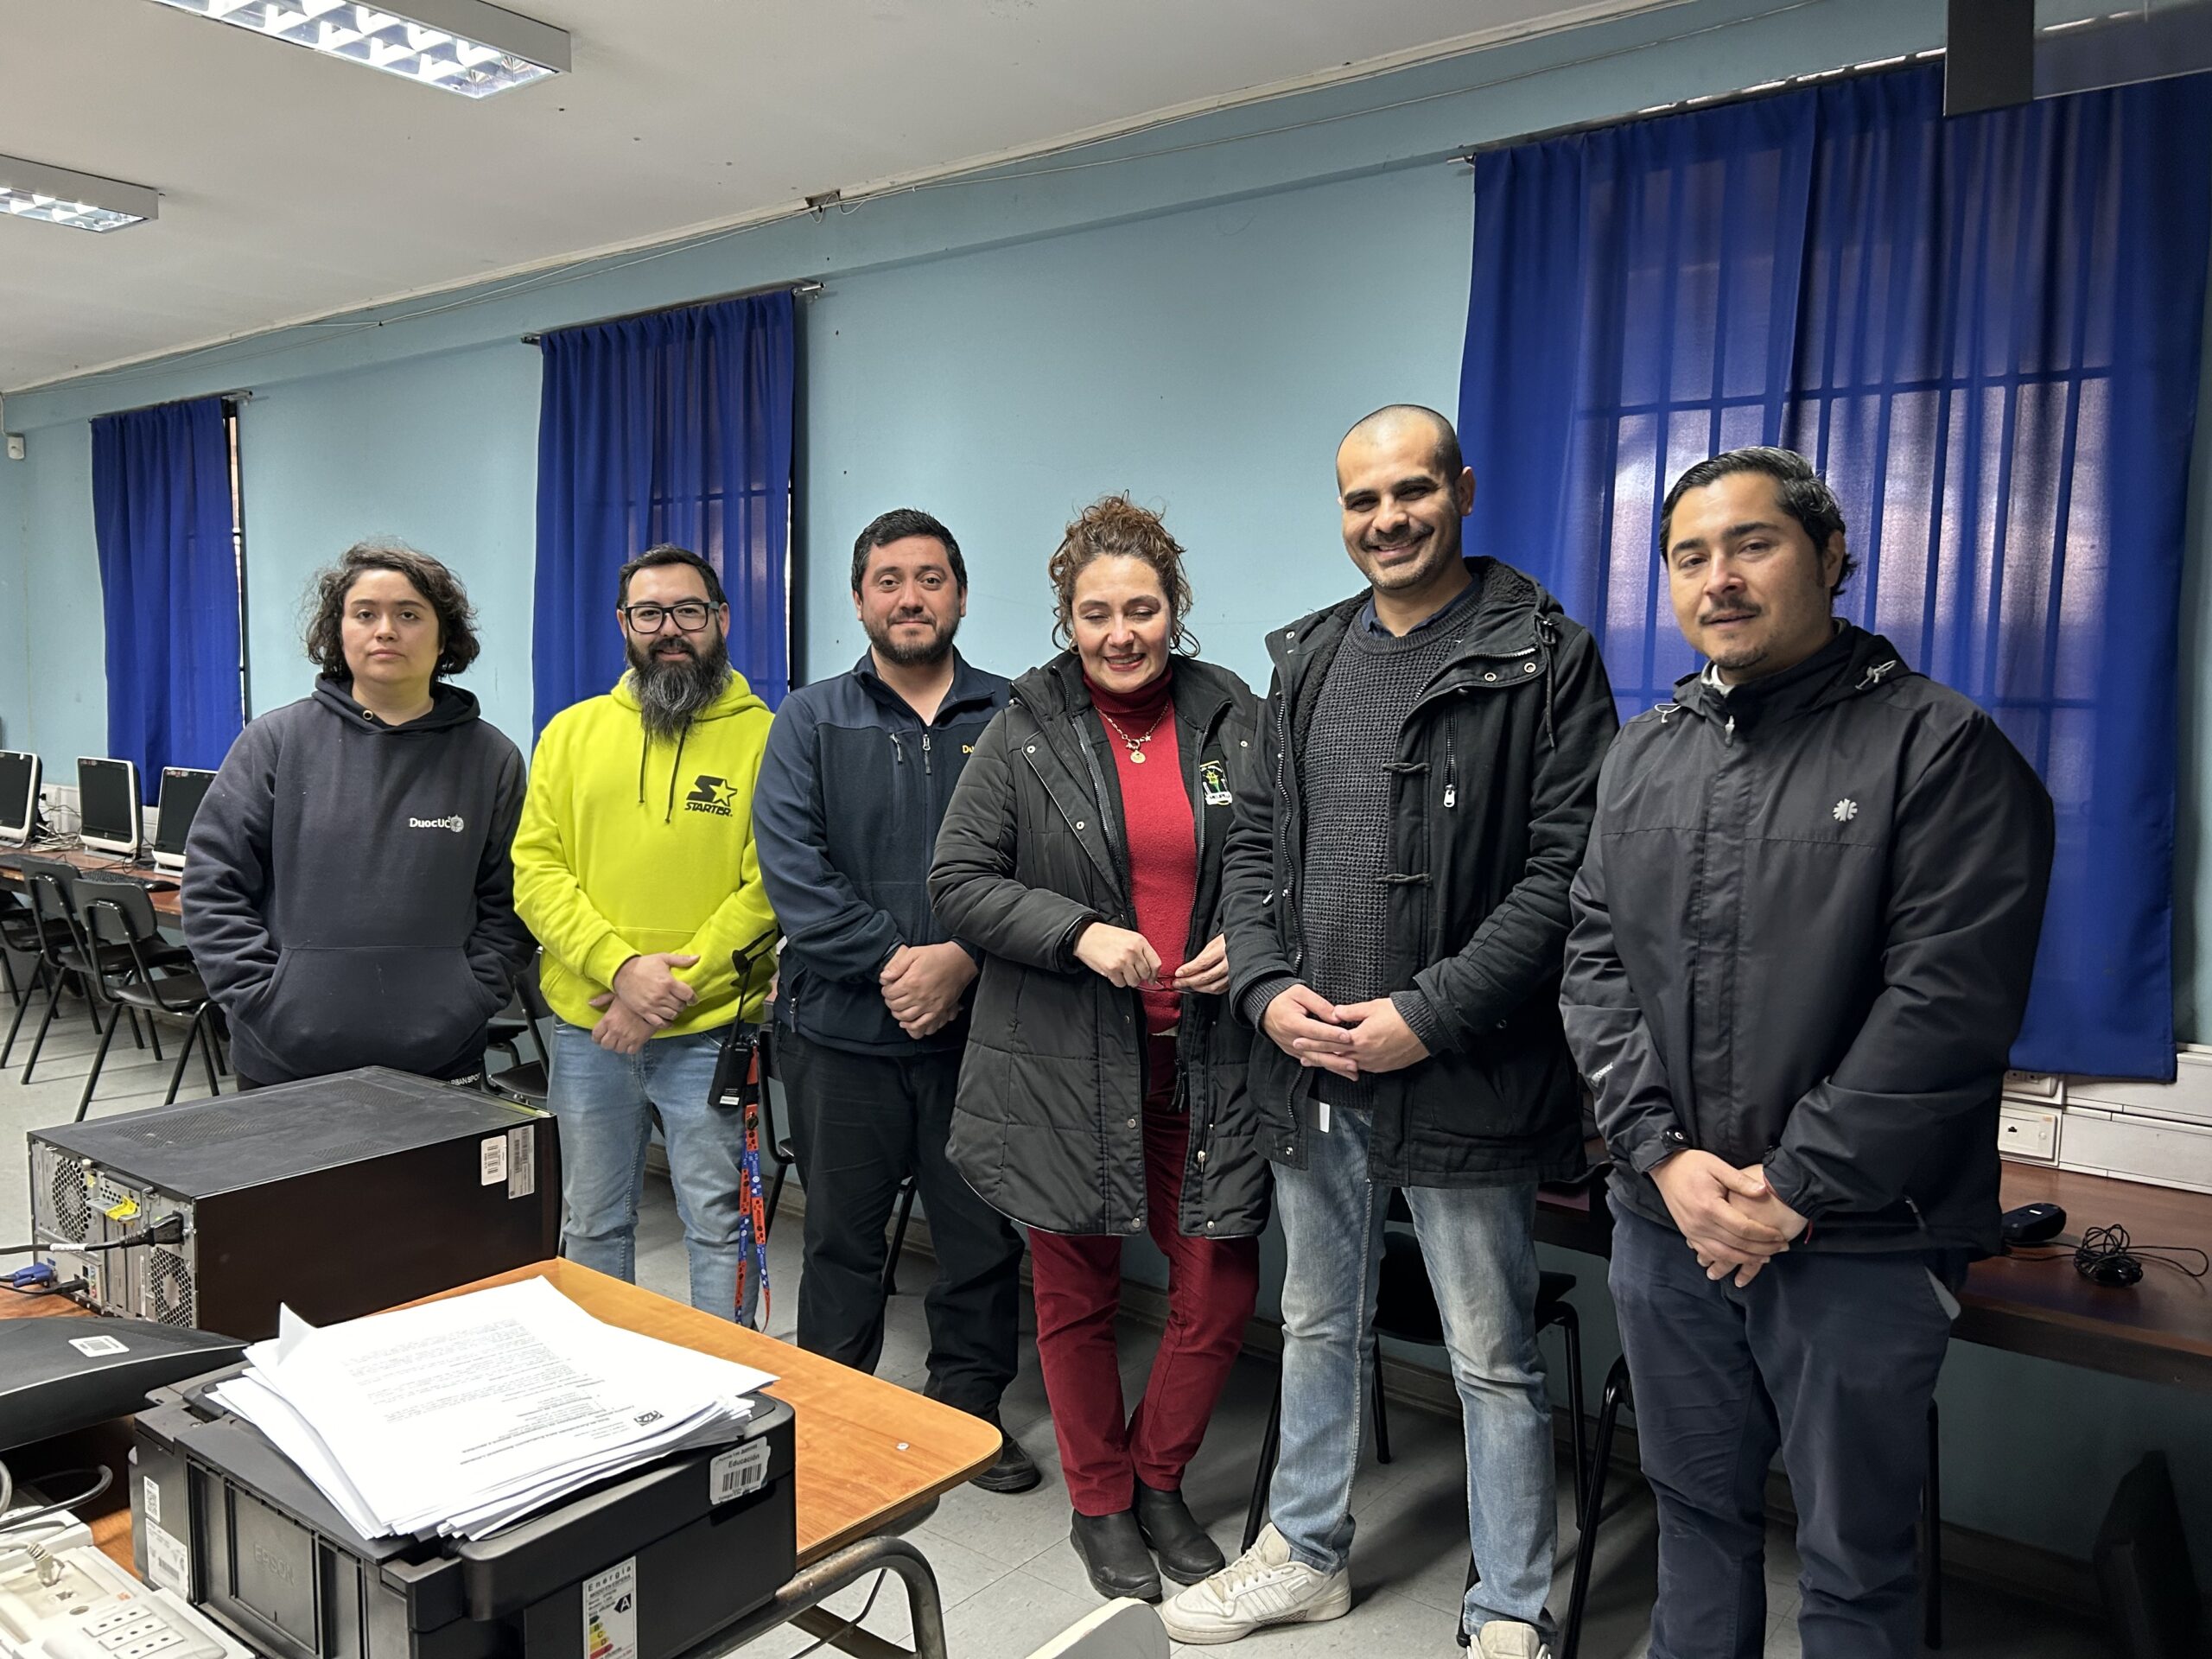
1099;706;1167;764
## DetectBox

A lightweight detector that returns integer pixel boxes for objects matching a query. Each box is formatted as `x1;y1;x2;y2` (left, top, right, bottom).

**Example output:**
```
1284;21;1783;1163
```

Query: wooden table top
3;1258;1000;1573
0;845;183;920
1538;1161;2212;1391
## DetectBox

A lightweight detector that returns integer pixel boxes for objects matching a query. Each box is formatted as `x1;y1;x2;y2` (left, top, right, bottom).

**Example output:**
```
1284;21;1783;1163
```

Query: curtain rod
1455;48;1943;162
520;279;823;345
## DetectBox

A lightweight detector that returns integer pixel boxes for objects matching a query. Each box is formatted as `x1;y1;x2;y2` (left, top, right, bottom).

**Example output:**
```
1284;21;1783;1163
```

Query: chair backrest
15;856;84;962
73;874;162;950
1020;1600;1169;1659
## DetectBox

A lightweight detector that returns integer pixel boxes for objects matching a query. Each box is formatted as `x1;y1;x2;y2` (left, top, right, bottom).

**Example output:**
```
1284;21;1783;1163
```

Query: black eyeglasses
621;601;717;633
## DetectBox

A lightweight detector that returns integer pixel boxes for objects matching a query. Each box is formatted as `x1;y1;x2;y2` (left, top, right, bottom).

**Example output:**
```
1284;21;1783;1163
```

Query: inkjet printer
131;1366;796;1659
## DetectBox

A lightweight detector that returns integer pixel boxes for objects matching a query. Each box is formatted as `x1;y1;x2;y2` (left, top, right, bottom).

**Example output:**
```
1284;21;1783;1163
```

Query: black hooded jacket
1560;626;2055;1255
1219;557;1619;1187
184;678;532;1084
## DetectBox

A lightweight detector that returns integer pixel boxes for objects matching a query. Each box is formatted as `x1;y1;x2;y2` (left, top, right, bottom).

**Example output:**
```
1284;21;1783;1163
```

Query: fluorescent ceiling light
0;156;158;232
148;0;570;98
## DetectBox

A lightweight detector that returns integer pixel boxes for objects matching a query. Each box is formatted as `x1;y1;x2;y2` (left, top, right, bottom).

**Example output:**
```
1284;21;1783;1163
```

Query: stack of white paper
209;1277;778;1541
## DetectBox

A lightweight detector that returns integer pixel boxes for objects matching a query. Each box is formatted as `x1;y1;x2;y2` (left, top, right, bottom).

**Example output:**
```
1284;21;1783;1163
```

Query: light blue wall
2;0;2208;1577
237;344;541;742
7;423;105;773
800;166;1468;693
0;460;24;750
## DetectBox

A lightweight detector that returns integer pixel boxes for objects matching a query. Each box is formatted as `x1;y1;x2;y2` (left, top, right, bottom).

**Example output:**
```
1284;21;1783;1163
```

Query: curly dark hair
1047;495;1199;656
304;540;481;681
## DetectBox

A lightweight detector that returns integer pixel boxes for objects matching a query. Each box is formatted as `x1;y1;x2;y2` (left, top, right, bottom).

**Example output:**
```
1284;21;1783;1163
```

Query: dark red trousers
1028;1054;1262;1516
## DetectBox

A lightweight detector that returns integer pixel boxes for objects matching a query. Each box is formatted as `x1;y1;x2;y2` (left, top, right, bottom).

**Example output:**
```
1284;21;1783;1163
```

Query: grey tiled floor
1;987;2114;1658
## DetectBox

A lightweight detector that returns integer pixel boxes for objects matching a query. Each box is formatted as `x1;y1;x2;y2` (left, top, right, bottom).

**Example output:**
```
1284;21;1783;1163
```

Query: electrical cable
0;1467;111;1538
2075;1224;2209;1283
0;1217;184;1258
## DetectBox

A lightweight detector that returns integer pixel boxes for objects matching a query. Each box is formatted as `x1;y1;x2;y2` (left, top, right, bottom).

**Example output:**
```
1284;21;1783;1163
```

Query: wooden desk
4;1258;999;1578
1537;1163;2212;1392
0;846;183;922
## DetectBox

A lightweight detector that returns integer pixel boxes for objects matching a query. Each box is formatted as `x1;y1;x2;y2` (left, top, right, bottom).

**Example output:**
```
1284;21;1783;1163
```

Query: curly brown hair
303;540;481;681
1047;495;1200;655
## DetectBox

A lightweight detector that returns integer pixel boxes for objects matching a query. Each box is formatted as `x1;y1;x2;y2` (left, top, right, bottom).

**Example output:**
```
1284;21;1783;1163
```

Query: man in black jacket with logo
1166;408;1617;1658
1561;448;2054;1659
754;508;1037;1494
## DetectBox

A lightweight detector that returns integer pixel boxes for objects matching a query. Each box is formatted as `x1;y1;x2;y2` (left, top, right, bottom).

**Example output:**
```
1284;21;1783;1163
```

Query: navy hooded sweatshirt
182;677;533;1084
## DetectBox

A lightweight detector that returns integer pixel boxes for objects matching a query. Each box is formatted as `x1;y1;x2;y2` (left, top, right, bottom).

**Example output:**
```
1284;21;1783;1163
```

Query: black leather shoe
967;1407;1043;1495
1071;1509;1162;1602
1132;1479;1226;1584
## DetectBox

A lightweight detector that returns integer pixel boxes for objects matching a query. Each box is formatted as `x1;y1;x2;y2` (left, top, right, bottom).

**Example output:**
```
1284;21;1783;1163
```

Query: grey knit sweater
1242;582;1476;1109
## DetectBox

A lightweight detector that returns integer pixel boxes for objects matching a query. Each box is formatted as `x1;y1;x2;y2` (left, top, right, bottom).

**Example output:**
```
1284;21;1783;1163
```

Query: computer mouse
2000;1202;2066;1246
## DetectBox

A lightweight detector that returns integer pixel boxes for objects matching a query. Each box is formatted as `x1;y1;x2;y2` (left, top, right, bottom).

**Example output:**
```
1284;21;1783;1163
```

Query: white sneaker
1158;1524;1351;1644
1473;1621;1551;1659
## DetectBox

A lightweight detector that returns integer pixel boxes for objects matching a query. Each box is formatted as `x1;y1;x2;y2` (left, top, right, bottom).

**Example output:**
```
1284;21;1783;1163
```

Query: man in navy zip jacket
754;508;1038;1494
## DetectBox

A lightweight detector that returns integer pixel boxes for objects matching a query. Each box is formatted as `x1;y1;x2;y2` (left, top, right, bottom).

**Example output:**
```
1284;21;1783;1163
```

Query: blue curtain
1460;66;2212;1080
89;396;244;790
533;291;795;730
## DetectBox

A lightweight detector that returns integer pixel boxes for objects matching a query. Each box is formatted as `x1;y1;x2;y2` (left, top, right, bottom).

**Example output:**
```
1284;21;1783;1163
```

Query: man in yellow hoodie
515;544;778;1320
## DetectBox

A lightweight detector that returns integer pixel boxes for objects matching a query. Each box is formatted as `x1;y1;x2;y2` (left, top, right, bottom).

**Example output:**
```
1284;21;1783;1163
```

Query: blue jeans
548;1021;752;1321
1269;1105;1556;1637
1611;1200;1960;1659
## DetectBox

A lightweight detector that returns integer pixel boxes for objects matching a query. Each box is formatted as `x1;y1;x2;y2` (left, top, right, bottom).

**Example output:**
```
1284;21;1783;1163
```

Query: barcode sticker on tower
507;1124;537;1199
480;1135;508;1186
146;1524;190;1596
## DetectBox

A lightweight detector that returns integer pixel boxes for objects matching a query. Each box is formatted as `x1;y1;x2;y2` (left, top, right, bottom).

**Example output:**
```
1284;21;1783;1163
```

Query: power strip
0;1535;249;1659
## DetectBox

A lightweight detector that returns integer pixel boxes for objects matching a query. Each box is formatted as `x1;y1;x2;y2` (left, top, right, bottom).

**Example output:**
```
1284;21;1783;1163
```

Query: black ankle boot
1070;1509;1162;1602
1132;1480;1226;1585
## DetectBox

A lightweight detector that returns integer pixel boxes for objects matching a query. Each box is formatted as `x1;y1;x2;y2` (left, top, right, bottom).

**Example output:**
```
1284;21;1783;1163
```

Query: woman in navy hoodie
183;541;532;1088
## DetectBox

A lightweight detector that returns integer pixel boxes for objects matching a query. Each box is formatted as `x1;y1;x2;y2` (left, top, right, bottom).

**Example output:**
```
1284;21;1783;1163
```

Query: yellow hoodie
514;670;778;1033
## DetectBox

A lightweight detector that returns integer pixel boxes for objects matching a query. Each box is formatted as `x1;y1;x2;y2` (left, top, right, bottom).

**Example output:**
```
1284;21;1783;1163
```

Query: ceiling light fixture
0;156;158;232
147;0;569;99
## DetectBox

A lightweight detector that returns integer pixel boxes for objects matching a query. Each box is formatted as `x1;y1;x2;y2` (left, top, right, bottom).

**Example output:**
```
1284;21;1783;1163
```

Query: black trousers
779;1030;1023;1413
1611;1198;1963;1659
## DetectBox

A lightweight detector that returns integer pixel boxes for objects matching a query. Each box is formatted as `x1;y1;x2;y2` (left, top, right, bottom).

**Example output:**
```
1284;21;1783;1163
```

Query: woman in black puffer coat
929;497;1268;1605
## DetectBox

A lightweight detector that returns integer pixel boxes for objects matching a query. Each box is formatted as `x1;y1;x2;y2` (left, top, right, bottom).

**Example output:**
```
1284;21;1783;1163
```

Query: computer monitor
151;766;217;872
76;756;142;857
0;751;39;848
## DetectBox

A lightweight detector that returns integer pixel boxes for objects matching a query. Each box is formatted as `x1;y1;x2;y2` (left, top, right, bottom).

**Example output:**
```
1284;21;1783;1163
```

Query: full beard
629;633;732;741
866;612;957;668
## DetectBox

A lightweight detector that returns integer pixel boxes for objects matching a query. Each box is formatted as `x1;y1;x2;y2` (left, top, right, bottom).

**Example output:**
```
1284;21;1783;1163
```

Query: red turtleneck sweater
1087;667;1196;1035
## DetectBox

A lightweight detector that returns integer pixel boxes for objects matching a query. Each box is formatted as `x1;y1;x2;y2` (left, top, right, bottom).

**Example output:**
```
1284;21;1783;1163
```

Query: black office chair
1;890;40;1005
1558;1359;1943;1658
73;876;221;1118
12;857;130;1082
485;954;553;1106
1241;1208;1590;1592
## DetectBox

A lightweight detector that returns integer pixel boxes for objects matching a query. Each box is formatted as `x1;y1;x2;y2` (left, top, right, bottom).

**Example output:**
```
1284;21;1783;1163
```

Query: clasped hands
587;951;701;1052
1650;1148;1808;1287
1262;982;1430;1077
1072;925;1233;997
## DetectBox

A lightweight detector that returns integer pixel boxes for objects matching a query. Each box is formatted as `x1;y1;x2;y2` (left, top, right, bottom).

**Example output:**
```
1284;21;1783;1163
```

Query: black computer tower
29;1068;561;1338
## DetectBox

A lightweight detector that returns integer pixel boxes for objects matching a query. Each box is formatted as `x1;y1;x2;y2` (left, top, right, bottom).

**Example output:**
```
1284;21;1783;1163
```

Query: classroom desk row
0;844;185;920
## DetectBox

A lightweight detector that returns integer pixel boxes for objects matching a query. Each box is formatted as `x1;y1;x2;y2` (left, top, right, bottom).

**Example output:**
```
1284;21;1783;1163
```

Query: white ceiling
1;0;1663;393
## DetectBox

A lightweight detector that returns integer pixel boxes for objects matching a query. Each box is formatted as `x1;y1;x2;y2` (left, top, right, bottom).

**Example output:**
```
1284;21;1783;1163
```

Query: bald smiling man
1165;407;1619;1659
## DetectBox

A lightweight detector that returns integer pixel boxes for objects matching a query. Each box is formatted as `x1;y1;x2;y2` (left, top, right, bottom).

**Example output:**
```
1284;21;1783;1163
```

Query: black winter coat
928;653;1270;1238
1220;558;1619;1187
1560;626;2055;1256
